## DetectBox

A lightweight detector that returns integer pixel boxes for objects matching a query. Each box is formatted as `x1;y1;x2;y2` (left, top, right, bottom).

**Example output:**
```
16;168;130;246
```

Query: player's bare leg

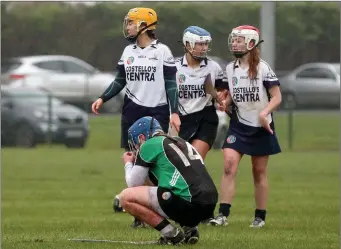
191;139;210;160
119;186;185;245
129;178;155;228
250;155;269;228
210;148;243;226
114;178;155;227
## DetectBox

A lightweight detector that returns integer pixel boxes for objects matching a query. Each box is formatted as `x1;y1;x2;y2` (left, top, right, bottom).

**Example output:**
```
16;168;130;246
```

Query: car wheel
15;123;37;148
281;92;297;110
65;139;86;148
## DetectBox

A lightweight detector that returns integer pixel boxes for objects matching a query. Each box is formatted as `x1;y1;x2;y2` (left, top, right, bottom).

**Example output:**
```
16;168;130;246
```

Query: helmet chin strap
233;39;264;58
178;41;206;62
188;50;204;62
126;21;157;43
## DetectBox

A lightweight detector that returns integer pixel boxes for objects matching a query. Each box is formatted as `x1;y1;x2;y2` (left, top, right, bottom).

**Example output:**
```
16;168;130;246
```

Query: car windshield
7;89;63;106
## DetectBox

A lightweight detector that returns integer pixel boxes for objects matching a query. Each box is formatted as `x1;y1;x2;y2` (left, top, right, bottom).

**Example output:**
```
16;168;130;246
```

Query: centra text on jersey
232;87;260;102
179;85;206;99
126;72;156;81
126;66;157;81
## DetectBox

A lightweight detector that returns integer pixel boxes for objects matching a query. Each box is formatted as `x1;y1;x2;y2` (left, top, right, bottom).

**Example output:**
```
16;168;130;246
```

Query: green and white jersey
135;135;217;204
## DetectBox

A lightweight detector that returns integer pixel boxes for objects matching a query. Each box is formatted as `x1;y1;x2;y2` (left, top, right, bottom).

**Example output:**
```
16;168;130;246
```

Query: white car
1;55;124;113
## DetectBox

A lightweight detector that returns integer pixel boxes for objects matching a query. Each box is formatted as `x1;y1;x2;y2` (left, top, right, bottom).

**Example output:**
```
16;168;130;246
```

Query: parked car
279;63;340;109
1;55;124;113
1;86;89;148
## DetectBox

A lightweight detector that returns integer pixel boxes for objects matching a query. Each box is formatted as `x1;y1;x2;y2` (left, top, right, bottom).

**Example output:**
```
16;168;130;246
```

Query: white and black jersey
100;39;178;150
117;40;176;109
175;56;224;115
225;59;280;128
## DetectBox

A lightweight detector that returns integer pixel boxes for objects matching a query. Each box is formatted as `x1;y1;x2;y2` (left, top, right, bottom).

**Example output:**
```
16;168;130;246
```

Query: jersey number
169;142;204;167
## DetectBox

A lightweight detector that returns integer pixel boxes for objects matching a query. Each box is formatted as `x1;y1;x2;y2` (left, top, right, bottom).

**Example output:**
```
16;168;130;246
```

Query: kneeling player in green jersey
118;116;218;245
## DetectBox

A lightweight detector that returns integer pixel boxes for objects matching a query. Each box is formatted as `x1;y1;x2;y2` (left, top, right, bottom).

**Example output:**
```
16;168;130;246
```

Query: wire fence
1;93;339;151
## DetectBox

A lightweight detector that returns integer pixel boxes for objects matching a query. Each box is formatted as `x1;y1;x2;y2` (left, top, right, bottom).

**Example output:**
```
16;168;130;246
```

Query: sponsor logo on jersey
127;56;134;65
166;56;174;63
226;135;236;144
266;72;278;80
178;74;186;83
148;52;159;61
232;76;238;86
162;192;171;200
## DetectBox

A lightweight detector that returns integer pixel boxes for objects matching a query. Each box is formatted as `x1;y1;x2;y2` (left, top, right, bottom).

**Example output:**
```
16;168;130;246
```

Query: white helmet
228;25;263;58
182;26;212;60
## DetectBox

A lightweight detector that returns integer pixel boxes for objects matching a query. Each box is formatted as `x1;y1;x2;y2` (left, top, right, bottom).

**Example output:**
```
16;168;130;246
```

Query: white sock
160;224;177;237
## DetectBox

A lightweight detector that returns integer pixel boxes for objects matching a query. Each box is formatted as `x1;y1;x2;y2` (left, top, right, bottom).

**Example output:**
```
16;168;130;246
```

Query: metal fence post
288;109;293;150
47;93;52;146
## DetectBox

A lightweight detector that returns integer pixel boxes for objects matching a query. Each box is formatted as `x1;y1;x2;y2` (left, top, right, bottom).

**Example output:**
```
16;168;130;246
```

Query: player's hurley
203;73;231;118
203;73;224;107
168;115;179;136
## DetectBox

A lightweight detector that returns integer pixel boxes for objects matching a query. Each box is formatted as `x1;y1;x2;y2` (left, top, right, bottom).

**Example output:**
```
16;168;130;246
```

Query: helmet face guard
123;8;158;43
228;25;263;58
123;17;139;43
182;26;212;61
128;133;138;153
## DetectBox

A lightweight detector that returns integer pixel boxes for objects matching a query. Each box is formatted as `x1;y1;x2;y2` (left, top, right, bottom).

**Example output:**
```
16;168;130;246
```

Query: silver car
279;63;340;109
1;55;124;113
1;86;89;148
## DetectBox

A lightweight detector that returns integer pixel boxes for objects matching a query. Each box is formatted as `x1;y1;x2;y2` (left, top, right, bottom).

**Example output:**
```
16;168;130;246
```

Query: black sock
219;203;231;217
255;209;266;221
154;219;171;231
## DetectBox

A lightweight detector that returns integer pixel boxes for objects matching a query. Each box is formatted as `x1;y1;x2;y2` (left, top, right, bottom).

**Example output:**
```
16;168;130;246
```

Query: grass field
2;113;340;249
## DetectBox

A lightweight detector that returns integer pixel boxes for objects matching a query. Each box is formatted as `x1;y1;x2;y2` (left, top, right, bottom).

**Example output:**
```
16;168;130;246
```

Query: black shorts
222;121;281;156
157;187;216;227
179;105;218;148
121;116;169;151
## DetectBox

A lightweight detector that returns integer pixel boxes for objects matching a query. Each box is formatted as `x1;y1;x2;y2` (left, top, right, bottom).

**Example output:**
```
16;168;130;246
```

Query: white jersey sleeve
211;60;226;90
117;46;130;68
261;60;280;89
162;45;176;72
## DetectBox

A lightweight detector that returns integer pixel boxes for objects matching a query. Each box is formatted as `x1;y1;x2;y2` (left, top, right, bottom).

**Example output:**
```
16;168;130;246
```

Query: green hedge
1;2;339;70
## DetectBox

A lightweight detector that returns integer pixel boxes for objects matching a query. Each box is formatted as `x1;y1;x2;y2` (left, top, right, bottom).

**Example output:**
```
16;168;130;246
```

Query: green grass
2;113;340;249
84;112;340;151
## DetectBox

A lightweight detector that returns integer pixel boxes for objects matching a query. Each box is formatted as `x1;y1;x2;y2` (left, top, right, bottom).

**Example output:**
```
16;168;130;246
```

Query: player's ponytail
146;30;157;39
248;47;260;80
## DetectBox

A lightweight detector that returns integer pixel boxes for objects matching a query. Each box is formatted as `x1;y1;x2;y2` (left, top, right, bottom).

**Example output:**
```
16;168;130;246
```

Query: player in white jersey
176;26;226;160
92;7;180;147
91;7;181;227
210;25;282;228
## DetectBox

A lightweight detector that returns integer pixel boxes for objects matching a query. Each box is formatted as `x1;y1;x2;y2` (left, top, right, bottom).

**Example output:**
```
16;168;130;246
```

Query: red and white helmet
228;25;263;57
